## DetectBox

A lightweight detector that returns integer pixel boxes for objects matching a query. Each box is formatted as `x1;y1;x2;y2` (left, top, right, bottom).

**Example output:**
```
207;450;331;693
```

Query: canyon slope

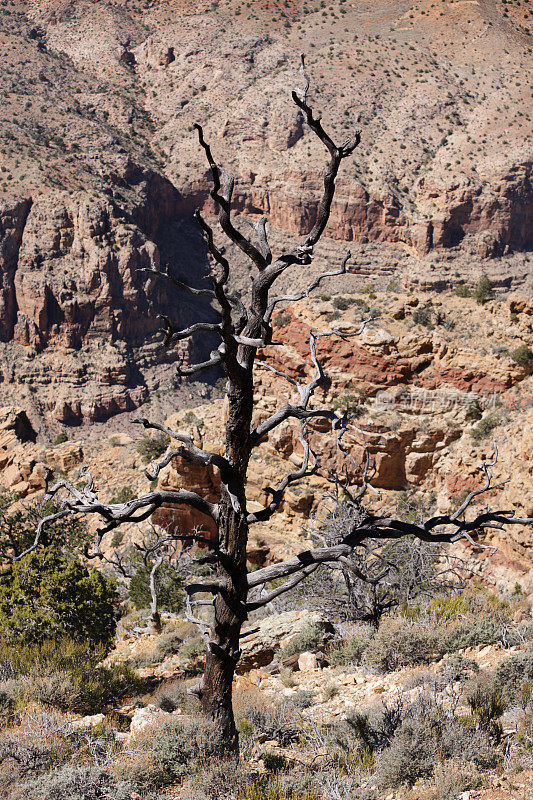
0;0;531;427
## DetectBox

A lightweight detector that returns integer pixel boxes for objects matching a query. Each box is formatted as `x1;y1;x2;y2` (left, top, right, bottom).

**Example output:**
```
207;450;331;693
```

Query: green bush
154;628;184;659
274;312;291;327
376;691;497;788
332;296;355;310
412;306;434;328
377;717;437;787
0;547;117;648
130;563;184;614
0;638;144;714
474;275;494;304
109;486;135;505
179;635;205;661
281;624;326;658
365;620;438;672
328;630;372;666
441;618;501;652
151;681;189;713
510;344;533;366
124;717;224;788
261;750;287;772
53;432;68;445
31;660;143;715
0;493;90;561
466;674;506;739
454;284;471;298
136;433;170;464
15;764;164;800
495;648;533;707
470;412;502;442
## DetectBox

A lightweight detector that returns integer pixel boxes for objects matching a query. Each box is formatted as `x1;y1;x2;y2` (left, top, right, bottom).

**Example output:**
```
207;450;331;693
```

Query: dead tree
303;483;467;628
27;60;532;751
100;523;190;634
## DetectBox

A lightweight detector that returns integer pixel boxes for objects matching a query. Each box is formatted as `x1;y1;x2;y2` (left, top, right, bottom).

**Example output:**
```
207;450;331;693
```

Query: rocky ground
57;603;533;800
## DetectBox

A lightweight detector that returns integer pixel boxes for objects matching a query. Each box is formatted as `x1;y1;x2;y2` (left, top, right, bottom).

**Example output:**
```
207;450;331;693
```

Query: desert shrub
0;681;17;722
53;432;68;445
15;764;164;800
323;681;339;700
510;344;533;366
376;690;497;789
429;760;482;800
234;688;301;747
495;648;533;707
182;759;254;799
238;779;319;800
470;411;503;442
474;275;494;304
454;284;471;298
261;750;286;772
136;433;170;464
15;765;111;800
428;592;472;621
344;698;403;753
290;690;315;710
331;391;364;415
412;306;434;328
376;717;437;787
465;400;483;421
439;717;496;769
130;563;184;614
466;674;506;739
32;661;143;715
179;635;205;661
154;627;185;659
122;717;225;788
281;624;326;658
365;619;438;672
0;706;76;787
332;296;355;310
0;547;117;648
274;312;292;327
150;679;201;716
438;653;479;684
109;486;135;504
0;638;143;714
441;618;501;652
279;667;296;688
328;629;373;666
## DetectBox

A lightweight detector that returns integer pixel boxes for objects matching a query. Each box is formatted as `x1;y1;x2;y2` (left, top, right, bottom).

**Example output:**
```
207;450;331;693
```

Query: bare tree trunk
199;497;249;751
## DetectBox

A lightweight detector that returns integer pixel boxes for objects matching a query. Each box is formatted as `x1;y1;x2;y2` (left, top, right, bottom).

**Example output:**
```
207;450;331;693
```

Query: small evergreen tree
474;275;494;304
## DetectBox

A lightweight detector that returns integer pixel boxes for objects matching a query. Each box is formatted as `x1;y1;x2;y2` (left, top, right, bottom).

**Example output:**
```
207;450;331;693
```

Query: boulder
129;704;170;738
236;610;333;675
298;651;318;671
71;713;106;730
